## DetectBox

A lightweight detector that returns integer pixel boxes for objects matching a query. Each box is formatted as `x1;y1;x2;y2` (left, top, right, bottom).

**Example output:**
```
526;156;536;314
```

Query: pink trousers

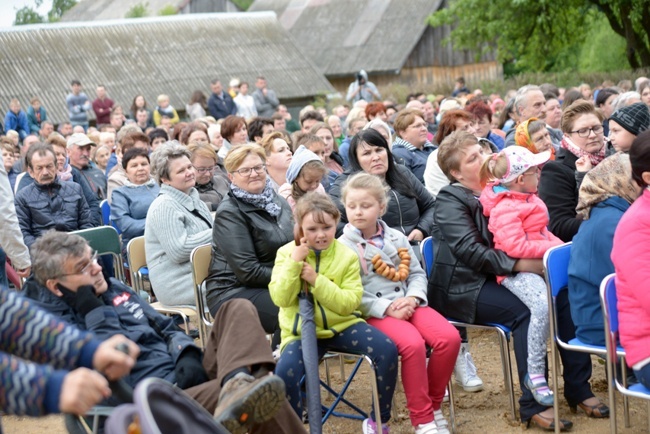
367;306;460;426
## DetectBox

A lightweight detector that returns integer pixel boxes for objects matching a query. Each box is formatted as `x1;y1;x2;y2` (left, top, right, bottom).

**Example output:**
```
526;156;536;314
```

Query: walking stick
295;224;322;434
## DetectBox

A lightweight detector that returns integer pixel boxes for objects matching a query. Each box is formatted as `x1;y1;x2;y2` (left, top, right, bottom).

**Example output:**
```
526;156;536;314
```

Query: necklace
371;248;411;282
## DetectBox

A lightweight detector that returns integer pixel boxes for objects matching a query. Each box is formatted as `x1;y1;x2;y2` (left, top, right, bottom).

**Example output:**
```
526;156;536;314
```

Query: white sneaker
454;343;484;392
443;387;449;402
433;409;450;434
415;421;439;434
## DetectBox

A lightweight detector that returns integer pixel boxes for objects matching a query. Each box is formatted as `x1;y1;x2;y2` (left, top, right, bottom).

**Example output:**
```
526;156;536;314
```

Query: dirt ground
3;329;649;433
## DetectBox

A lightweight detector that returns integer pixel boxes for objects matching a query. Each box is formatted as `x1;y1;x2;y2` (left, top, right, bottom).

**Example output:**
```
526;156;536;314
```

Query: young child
338;173;460;434
278;145;328;211
269;193;398;434
297;134;338;192
479;146;562;406
153;94;180;126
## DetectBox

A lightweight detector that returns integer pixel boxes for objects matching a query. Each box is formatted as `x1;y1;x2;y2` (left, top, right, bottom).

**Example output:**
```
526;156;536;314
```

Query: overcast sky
0;0;54;28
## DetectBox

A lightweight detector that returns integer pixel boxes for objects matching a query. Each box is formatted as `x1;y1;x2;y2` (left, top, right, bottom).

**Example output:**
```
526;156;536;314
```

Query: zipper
391;190;406;235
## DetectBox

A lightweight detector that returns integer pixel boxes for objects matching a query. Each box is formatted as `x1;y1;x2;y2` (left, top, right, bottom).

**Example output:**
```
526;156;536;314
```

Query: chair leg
325;356;331;387
622;362;631;428
495;328;517;420
607;355;617;434
447;380;456;434
550;341;561;434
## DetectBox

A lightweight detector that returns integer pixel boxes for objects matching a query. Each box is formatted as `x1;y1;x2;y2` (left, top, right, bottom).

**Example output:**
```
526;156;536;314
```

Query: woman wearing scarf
514;118;556;160
539;101;607;242
568;153;640;349
206;144;293;347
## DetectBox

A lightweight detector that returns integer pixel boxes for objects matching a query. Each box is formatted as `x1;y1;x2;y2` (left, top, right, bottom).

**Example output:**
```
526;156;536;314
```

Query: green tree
429;0;650;71
47;0;77;22
14;6;45;25
125;2;149;18
158;4;177;16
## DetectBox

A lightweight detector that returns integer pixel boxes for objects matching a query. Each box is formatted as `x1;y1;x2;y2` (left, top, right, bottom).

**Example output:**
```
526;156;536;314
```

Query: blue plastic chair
100;199;111;226
600;274;650;433
421;236;516;421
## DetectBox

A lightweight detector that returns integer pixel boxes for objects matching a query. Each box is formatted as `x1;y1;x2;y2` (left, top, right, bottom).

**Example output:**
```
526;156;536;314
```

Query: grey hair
612;91;642;113
31;231;89;285
149;140;192;184
364;118;393;148
514;85;541;116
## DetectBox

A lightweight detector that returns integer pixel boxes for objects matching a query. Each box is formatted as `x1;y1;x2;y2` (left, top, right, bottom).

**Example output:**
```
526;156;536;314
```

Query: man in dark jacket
67;132;105;225
24;230;305;433
15;143;93;247
208;79;237;121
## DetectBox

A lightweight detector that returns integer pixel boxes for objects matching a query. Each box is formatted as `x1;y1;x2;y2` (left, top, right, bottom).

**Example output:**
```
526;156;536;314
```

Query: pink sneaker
362;418;390;434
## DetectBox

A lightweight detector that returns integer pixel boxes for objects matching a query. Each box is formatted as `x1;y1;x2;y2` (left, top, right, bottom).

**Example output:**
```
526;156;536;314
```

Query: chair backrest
127;236;147;293
190;244;213;331
420;236;435;278
543;242;572;297
100;200;111;226
72;226;126;282
601;273;618;333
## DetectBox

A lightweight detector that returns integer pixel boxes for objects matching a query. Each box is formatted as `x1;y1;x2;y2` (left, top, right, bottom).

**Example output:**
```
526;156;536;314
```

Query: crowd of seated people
3;75;650;434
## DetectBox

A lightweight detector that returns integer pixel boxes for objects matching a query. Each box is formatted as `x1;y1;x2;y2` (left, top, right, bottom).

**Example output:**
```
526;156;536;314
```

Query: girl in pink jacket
479;146;563;407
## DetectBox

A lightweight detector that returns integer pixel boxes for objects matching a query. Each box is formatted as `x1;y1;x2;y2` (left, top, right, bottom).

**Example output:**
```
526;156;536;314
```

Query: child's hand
301;263;318;286
291;237;310;262
575;156;592;172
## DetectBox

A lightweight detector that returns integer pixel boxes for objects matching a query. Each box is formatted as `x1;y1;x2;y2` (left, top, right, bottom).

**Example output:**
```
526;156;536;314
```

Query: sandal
569;400;610;418
524;374;554;406
527;412;573;431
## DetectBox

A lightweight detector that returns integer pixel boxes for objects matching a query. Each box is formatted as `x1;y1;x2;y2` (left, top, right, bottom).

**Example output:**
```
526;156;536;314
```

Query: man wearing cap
68;133;106;224
15;143;93;248
608;102;650;154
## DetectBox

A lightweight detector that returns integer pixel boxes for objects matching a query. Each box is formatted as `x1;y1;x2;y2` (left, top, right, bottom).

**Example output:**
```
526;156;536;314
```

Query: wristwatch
410;296;421;306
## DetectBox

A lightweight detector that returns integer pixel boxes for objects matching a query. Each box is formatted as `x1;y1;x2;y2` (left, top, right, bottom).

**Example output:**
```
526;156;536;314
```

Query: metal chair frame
72;226;126;283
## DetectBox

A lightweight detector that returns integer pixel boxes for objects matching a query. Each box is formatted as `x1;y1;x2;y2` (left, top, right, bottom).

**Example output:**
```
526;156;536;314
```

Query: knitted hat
285;145;322;184
609;102;650;136
498;146;551;184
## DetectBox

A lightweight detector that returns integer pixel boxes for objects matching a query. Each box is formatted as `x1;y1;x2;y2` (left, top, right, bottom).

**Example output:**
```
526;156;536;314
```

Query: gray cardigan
144;184;213;306
338;220;428;319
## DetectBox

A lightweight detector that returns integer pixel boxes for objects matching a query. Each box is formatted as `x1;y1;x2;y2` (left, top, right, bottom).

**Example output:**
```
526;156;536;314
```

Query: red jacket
611;189;650;366
480;183;562;282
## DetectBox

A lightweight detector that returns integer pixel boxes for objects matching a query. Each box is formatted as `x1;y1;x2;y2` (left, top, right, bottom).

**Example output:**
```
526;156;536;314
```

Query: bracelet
370;248;411;282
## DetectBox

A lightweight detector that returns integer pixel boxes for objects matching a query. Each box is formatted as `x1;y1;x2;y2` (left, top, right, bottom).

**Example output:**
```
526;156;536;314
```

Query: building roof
0;12;333;124
249;0;442;77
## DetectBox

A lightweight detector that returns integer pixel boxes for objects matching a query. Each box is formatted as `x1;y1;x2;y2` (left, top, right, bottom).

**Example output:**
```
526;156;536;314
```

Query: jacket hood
480;182;536;217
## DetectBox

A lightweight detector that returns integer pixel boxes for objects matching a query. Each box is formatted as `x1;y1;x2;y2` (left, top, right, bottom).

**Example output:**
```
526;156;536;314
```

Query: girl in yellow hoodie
269;193;398;433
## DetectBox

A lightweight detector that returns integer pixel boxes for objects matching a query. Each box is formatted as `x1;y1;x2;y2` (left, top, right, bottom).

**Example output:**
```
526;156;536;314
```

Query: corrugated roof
249;0;442;77
60;0;187;21
0;12;334;125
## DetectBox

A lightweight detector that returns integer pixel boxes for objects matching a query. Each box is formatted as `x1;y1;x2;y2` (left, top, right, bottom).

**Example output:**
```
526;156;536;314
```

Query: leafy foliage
158;4;177;16
13;0;76;25
14;6;45;25
48;0;77;22
125;2;149;18
231;0;254;11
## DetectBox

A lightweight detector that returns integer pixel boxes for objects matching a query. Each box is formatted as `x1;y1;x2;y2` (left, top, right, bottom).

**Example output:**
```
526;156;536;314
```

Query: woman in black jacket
205;144;294;346
429;131;602;430
329;129;435;240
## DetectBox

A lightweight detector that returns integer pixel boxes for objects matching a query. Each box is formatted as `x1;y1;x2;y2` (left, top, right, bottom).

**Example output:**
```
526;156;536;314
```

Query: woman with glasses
187;142;229;211
205;144;293;346
538;101;607;242
111;147;160;259
144;141;213;307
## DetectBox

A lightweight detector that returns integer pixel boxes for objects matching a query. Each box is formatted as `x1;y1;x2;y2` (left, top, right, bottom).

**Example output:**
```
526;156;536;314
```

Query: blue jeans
634;363;650;389
275;322;398;422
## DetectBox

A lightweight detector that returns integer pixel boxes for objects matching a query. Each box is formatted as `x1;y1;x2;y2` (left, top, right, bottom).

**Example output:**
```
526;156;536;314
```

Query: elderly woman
612;131;650;389
424;110;477;198
179;122;209;146
111;148;160;258
515;118;555;159
310;122;344;174
568;153;639;349
430;130;602;430
363;118;393;147
260;131;292;191
187;142;229;211
144;141;213;306
217;115;248;159
329;128;435;242
205;144;293;344
538;101;607;242
392;109;436;184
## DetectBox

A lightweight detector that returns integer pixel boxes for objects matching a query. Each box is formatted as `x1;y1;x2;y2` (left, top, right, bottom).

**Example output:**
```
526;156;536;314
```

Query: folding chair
543;242;618;434
600;273;650;433
72;226;126;283
126;236;198;343
421;236;517;423
189;244;215;349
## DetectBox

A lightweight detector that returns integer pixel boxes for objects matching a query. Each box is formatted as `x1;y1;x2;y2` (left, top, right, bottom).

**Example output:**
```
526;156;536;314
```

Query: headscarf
576;153;639;219
561;135;606;167
514;118;556;160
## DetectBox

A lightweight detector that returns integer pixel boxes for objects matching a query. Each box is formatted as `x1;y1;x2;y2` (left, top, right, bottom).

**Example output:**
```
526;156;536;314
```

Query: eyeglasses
193;165;217;174
58;251;99;278
569;125;603;138
232;164;266;177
